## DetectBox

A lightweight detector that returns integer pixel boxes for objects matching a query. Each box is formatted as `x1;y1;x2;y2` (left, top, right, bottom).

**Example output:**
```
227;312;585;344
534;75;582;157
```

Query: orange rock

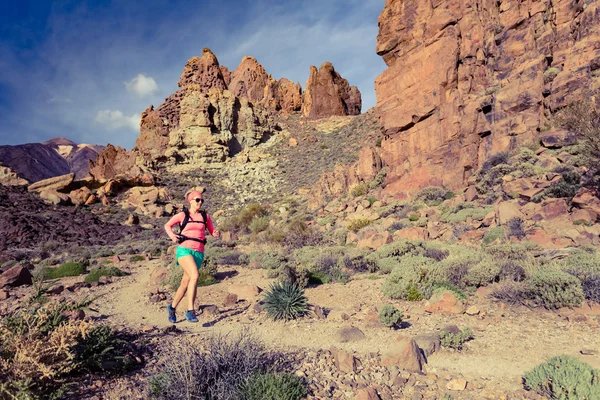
302;62;361;119
393;227;428;241
357;231;392;250
382;337;426;372
329;346;358;373
424;291;465;314
89;144;141;181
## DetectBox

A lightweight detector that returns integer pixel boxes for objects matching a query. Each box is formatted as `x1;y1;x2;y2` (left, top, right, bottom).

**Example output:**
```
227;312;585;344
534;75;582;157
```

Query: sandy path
95;260;600;392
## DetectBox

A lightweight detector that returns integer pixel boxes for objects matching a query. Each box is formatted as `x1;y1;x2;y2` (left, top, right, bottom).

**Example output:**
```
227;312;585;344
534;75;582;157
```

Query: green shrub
263;282;308;321
414;186;454;206
369;167;387;189
130;255;145;262
506;217;526;239
239;372;307;400
525;269;584;309
523;355;600;399
408;213;419;222
376;257;402;274
369;240;425;260
382;256;437;300
543;67;561;84
463;260;501;287
483;226;505;244
378;305;403;328
440;204;493;224
41;262;87;280
349;183;369;197
440;327;473;350
84;266;126;283
250;216;270;234
347;218;371;232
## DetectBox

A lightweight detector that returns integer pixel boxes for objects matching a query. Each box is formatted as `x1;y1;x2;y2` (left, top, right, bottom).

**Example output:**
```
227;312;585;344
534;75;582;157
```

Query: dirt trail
96;260;600;393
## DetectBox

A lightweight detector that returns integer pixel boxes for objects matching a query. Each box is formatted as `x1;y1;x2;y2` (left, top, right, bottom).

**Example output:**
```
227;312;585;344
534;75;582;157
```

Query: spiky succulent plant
262;281;308;321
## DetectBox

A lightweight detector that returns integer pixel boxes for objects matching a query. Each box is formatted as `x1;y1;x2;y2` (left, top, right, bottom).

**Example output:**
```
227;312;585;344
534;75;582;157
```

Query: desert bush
480;151;510;175
420;282;466;301
282;223;327;249
525;269;584;309
439;251;485;288
370;240;426;260
239;372;307;400
130;255;145;262
555;91;600;176
414;186;454;206
408;213;419;222
149;331;290;400
424;247;449;262
387;221;406;231
263;282;308;321
205;247;245;266
339;247;375;273
580;274;600;303
369;167;387;189
440;327;473;350
279;265;310;289
483;226;505;244
250;216;270;234
523;355;600;399
498;260;527;282
74;325;136;373
491;280;528;305
382;256;437;300
84;266;126;283
349;183;369;197
378;305;403;328
506;217;526;239
41;261;87;280
463;259;501;287
379;203;411;219
347;218;372;232
220;203;270;234
440;204;493;224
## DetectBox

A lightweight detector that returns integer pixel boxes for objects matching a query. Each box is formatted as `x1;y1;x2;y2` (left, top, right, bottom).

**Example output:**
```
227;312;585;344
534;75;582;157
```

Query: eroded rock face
375;0;600;197
303;62;362;119
165;87;276;164
229;56;270;103
178;48;228;91
89;144;142;181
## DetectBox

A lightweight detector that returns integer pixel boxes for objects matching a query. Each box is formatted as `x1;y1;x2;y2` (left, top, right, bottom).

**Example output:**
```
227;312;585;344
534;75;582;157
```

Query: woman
164;190;220;323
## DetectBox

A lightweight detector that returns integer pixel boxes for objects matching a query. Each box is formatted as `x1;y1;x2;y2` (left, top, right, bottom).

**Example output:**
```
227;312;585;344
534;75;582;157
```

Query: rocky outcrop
27;173;74;193
89;144;142;181
0;166;28;186
178;48;228;91
264;77;303;112
308;146;382;211
229;56;270;104
303;62;362;120
375;0;600;197
165;87;276;163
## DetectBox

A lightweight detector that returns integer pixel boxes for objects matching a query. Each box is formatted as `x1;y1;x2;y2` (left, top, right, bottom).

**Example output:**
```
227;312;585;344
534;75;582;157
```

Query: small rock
327;309;350;321
223;293;238;307
447;379;467;391
330;346;358;373
413;333;441;358
203;305;219;316
313;304;326;319
337;325;366;343
252;302;262;314
355;387;380;400
465;305;480;316
0;290;8;300
581;349;599;356
0;265;33;288
47;284;65;295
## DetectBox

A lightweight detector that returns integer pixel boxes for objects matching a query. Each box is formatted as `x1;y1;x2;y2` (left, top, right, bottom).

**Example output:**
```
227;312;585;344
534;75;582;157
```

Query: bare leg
178;255;199;310
171;269;190;309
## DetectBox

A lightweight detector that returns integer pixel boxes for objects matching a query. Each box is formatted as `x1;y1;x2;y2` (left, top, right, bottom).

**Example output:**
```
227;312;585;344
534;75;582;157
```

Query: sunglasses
192;198;204;203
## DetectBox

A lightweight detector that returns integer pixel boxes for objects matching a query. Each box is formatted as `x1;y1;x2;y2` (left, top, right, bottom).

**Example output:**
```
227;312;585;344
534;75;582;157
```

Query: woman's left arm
206;214;220;237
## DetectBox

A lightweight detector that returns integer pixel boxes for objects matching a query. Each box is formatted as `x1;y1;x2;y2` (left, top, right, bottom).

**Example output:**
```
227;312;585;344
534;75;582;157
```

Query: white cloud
95;109;140;132
124;74;159;97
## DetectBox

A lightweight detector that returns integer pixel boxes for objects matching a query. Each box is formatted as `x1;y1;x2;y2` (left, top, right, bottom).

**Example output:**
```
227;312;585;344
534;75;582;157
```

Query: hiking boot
167;304;176;323
185;310;199;323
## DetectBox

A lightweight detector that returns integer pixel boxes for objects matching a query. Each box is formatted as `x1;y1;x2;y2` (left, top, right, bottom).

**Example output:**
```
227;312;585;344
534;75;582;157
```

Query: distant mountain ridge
0;138;104;184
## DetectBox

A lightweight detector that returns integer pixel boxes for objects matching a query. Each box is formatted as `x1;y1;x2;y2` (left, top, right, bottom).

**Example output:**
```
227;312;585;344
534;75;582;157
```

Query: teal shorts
175;246;205;269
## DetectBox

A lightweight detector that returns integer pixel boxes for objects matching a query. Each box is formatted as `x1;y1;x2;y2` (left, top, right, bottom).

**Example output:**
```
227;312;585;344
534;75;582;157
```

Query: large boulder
89;144;142;181
302;62;361;120
28;173;74;193
0;265;33;288
375;0;600;198
382;337;426;372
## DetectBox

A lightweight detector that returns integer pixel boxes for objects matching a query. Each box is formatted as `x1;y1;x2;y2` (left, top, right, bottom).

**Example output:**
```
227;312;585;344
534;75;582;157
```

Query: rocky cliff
375;0;600;198
135;49;362;167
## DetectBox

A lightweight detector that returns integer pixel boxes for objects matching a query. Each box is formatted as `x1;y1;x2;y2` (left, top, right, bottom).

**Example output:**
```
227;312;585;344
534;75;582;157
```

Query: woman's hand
212;230;220;238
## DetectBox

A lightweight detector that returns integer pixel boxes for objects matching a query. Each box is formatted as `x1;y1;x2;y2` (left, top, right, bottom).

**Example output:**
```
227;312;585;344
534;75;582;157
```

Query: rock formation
229;56;270;104
375;0;600;197
177;48;228;92
89;144;142;181
303;62;362;120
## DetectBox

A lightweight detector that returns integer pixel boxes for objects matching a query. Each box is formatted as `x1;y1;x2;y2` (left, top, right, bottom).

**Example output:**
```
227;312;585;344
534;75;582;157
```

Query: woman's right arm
164;212;184;242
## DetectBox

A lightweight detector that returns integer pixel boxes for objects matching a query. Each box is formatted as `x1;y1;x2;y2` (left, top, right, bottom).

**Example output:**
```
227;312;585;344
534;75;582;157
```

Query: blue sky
0;0;386;149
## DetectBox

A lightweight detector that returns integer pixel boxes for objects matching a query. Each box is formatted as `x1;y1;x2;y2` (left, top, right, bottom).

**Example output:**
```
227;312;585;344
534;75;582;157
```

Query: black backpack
176;207;207;244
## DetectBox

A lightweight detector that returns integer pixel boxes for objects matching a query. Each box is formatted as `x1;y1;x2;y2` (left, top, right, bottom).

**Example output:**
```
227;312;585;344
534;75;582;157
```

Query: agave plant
262;281;308;321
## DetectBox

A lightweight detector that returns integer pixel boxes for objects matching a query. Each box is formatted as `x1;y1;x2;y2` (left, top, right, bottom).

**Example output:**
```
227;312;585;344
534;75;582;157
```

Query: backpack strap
179;206;191;234
176;207;208;245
